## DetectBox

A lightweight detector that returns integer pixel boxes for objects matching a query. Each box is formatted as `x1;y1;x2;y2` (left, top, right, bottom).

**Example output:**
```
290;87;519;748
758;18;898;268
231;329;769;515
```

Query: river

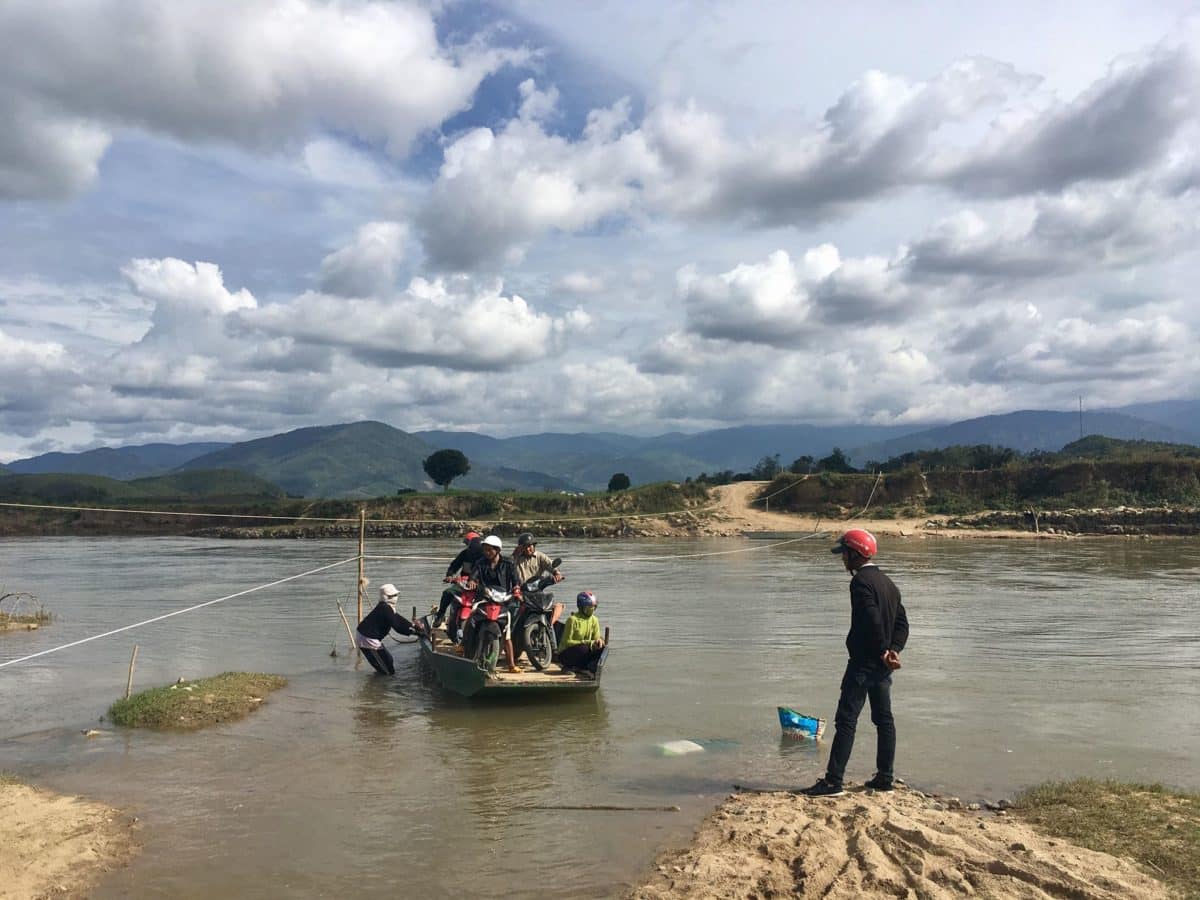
2;535;1198;898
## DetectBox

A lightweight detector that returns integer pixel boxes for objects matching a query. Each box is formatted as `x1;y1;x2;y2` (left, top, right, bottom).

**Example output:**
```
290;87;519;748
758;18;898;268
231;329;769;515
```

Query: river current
2;535;1198;898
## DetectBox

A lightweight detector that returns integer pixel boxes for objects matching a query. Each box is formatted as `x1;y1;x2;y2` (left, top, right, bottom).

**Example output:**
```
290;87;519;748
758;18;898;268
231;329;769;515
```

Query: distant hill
180;421;573;497
1053;435;1200;460
851;410;1196;464
7;442;230;479
1107;400;1200;440
0;469;286;504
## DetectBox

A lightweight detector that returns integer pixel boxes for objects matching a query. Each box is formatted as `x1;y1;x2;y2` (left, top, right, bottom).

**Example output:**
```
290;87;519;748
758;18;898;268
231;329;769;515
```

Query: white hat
379;583;399;604
481;535;503;550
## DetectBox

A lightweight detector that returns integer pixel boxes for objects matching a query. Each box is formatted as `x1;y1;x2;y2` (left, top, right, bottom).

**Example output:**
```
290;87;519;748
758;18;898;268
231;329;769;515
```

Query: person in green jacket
558;591;604;678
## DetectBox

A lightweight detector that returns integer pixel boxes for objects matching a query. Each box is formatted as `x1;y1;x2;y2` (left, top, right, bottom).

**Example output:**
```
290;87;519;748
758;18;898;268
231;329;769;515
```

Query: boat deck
425;640;595;687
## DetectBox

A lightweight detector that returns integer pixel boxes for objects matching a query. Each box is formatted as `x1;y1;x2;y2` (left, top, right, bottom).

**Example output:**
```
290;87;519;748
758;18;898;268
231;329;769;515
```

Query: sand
0;781;138;899
628;785;1169;900
695;482;1056;541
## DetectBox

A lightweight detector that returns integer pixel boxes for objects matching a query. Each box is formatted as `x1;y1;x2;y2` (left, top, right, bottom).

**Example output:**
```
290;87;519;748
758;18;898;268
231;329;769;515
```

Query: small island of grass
1013;778;1199;899
0;592;51;632
108;672;287;729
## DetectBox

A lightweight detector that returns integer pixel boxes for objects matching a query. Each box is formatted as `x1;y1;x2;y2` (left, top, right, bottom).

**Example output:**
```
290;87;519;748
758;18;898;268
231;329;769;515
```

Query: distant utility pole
1079;395;1083;440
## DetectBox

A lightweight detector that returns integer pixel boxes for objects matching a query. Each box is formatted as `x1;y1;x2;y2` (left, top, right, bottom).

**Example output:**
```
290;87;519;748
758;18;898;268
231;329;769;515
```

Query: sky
1;0;1198;460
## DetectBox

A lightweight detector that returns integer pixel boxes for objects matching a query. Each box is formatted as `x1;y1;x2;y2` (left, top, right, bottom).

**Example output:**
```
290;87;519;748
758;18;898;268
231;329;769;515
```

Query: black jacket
357;601;418;641
845;564;908;663
472;556;520;595
445;538;485;578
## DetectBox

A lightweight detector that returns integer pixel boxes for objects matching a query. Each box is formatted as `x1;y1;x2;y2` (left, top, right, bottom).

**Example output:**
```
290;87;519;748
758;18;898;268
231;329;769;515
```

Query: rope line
0;555;359;672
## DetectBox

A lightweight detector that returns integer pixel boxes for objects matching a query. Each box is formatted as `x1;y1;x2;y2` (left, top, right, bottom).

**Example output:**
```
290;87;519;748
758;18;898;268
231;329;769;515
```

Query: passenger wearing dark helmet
511;532;563;586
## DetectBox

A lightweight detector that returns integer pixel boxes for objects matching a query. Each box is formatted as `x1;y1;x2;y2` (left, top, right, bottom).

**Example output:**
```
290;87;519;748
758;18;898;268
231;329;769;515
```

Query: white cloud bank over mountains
0;0;1197;457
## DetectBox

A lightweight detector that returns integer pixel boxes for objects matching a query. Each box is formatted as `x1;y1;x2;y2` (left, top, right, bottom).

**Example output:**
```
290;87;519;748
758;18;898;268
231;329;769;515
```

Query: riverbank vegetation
755;437;1200;522
107;672;286;729
0;480;712;536
1013;779;1199;898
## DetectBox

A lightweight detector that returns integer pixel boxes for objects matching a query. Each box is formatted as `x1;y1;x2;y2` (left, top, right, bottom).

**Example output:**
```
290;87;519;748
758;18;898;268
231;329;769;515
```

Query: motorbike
509;557;563;670
462;586;514;674
441;574;476;644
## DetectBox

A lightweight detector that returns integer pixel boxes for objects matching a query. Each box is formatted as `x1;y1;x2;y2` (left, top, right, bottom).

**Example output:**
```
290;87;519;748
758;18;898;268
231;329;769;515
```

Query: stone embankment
191;515;704;540
935;506;1200;536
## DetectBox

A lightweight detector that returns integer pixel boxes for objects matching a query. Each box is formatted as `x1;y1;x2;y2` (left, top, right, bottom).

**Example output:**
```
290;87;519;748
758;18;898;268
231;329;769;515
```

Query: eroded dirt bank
0;780;138;899
628;785;1169;900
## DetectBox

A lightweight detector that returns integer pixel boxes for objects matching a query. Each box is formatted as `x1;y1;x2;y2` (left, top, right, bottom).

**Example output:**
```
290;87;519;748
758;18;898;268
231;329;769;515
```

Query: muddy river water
2;535;1198;897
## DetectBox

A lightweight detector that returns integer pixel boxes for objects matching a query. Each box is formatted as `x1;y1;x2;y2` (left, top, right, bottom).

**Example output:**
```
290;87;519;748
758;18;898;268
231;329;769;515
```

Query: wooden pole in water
125;644;139;700
357;507;366;622
336;602;356;651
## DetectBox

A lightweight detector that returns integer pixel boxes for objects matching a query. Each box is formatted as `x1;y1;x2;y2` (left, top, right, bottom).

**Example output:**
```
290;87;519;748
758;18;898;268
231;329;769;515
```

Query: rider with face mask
557;591;604;678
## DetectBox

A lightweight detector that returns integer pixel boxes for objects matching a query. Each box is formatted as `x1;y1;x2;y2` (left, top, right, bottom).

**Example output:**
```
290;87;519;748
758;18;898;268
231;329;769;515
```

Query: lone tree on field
608;472;631;492
423;449;470;491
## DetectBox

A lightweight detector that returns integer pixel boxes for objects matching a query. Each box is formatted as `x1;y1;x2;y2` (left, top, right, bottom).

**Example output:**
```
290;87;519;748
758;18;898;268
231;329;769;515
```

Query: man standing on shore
802;528;908;797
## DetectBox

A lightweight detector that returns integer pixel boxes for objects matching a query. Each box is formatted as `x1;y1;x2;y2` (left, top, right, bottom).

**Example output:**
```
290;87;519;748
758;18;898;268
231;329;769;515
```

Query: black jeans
825;659;895;786
359;646;395;675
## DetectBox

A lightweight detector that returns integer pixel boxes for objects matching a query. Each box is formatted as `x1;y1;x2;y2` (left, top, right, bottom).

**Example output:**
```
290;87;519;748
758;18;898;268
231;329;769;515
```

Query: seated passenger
512;532;563;587
434;530;482;629
558;591;604;678
464;535;523;673
356;583;424;675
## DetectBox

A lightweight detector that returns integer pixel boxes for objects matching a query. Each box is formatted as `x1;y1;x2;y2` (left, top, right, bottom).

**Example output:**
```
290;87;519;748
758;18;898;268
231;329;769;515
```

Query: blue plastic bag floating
778;706;826;740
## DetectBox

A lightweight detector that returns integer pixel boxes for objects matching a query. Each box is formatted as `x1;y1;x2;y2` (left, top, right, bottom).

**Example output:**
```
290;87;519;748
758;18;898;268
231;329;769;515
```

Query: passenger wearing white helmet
355;583;425;675
464;535;524;673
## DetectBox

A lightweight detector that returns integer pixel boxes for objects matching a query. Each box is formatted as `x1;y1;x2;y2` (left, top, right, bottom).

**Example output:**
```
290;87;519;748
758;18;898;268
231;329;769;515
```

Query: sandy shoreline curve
627;784;1169;899
0;780;138;899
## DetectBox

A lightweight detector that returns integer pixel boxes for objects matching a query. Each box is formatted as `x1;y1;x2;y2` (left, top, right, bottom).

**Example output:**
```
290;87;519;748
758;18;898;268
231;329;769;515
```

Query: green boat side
417;633;607;699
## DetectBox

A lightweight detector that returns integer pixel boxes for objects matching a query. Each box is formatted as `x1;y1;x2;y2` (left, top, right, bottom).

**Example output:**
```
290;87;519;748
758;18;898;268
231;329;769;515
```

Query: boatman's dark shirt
356;601;418;641
845;564;908;663
445;538;485;578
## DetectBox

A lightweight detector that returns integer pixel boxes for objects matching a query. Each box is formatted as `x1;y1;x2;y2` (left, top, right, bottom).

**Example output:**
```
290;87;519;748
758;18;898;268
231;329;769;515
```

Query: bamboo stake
336;602;356;650
125;644;139;699
356;507;366;622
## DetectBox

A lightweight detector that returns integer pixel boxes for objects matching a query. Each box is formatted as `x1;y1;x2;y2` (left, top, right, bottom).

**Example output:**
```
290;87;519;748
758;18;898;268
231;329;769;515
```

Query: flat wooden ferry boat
416;617;608;699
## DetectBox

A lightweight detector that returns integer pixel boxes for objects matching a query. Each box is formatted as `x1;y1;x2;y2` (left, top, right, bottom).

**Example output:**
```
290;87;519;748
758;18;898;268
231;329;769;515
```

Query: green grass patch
108;672;287;730
0;771;22;787
1013;778;1200;898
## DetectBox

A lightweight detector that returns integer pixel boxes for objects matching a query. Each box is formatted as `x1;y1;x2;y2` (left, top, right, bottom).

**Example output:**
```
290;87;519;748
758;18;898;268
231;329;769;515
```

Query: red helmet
831;528;877;559
462;531;480;544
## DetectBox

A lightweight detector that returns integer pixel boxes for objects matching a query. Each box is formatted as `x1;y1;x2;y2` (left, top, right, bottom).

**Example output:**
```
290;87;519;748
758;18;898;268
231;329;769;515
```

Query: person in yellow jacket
558;591;604;678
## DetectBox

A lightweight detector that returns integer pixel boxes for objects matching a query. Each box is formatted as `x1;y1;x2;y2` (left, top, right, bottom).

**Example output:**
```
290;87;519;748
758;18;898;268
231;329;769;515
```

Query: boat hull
417;631;606;699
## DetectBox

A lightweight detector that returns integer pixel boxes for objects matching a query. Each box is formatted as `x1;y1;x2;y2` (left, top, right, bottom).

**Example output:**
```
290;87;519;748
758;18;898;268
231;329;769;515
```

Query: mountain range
3;402;1197;497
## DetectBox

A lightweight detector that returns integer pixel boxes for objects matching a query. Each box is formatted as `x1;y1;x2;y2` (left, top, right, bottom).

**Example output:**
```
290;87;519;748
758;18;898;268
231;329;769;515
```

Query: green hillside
178;421;433;497
0;469;286;505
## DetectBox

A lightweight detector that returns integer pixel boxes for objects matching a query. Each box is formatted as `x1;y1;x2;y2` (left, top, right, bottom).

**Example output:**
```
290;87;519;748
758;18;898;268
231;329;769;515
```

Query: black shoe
864;774;895;791
798;777;844;797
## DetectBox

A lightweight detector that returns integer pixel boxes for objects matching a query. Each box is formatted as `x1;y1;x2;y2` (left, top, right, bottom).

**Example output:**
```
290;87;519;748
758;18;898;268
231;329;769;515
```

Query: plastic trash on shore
778;707;826;740
656;739;706;756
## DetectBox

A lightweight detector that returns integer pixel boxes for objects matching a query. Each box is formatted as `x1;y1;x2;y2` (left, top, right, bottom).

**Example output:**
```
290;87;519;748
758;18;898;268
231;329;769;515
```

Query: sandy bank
628;785;1168;899
0;780;138;899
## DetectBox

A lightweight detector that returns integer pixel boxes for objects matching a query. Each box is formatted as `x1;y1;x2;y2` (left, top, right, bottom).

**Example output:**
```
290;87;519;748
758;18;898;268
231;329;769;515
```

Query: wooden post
125;644;139;700
357;507;366;622
336;602;357;651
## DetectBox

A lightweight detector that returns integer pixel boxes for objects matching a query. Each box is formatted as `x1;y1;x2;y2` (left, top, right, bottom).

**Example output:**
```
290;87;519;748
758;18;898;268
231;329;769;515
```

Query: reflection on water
1;535;1199;897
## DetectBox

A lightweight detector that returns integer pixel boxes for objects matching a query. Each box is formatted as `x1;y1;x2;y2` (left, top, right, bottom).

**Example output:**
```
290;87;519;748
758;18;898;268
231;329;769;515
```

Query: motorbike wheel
477;633;500;674
524;622;553;671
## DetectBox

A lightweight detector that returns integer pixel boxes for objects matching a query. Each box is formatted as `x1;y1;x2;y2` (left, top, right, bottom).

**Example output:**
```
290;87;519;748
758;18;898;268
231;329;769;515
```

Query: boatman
801;528;908;796
356;583;425;675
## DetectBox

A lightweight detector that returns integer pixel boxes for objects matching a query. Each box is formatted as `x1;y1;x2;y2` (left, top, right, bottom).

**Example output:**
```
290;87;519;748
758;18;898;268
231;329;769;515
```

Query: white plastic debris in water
657;739;705;756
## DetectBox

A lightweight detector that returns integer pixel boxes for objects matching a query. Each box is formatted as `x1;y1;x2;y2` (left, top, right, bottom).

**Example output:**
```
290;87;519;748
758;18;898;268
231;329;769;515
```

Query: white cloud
0;0;524;199
318;221;408;297
557;271;605;294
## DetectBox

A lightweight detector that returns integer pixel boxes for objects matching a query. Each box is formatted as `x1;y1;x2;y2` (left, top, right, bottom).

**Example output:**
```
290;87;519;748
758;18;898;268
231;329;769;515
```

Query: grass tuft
1013;778;1200;898
107;672;286;730
0;771;23;787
